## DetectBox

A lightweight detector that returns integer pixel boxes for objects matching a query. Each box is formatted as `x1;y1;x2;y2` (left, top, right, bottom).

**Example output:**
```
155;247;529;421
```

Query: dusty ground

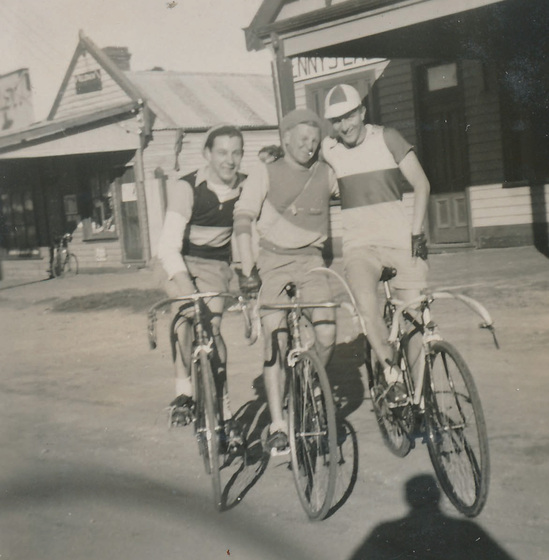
1;246;548;560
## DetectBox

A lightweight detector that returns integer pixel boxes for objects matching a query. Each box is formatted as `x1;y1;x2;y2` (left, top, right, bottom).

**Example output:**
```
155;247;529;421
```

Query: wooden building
246;0;549;254
0;32;278;281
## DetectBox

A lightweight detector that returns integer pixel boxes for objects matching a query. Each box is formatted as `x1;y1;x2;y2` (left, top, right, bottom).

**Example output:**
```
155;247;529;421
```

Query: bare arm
399;151;430;236
233;164;269;276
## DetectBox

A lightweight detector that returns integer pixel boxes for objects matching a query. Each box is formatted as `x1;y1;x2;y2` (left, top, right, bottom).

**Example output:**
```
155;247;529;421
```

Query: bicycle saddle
380;267;397;282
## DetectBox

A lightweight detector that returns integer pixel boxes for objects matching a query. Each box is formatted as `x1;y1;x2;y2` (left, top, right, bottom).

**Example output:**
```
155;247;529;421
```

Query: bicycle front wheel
288;350;337;521
425;340;490;517
194;350;223;511
65;253;79;276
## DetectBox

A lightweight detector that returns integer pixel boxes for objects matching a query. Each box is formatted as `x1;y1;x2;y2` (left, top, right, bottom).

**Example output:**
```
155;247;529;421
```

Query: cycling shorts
344;245;428;291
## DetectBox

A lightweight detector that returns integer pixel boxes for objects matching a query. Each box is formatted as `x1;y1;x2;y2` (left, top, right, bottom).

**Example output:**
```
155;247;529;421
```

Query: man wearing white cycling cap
322;84;431;405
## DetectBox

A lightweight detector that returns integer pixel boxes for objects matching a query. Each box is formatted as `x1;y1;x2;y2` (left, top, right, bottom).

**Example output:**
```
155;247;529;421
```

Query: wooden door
116;167;143;262
418;62;471;244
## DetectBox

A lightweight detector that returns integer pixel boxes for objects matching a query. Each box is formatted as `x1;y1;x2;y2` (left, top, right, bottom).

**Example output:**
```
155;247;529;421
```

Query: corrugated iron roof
126;71;278;130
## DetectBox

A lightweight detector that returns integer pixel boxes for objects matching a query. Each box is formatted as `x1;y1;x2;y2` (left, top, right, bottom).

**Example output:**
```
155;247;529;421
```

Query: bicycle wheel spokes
289;351;337;521
426;341;490;517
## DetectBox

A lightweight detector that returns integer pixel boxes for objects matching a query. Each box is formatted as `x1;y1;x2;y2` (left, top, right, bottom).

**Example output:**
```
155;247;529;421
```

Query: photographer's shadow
349;474;516;560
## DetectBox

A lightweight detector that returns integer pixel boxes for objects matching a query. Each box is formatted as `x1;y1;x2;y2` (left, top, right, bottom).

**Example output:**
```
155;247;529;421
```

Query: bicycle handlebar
147;292;237;350
388;291;498;348
259;301;340;311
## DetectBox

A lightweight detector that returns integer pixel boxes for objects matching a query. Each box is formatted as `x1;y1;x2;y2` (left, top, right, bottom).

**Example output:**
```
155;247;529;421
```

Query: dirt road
1;247;548;559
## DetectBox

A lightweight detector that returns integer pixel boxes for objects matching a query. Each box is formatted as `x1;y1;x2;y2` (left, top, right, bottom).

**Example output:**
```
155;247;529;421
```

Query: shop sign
292;57;380;82
75;69;102;94
121;183;137;202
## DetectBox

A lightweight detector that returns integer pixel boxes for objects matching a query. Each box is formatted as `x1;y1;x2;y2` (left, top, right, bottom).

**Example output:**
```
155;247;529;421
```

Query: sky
0;0;272;121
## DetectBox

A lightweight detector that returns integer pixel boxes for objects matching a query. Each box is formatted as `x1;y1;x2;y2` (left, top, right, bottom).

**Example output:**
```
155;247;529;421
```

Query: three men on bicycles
157;124;245;447
234;109;339;452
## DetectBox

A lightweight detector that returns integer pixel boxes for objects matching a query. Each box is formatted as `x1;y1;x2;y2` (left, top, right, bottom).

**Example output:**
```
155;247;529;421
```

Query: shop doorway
417;62;471;244
115;166;143;262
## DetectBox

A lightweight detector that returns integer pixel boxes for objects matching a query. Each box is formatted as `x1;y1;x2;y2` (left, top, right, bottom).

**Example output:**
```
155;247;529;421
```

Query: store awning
0;121;139;159
0;102;141;159
276;0;506;57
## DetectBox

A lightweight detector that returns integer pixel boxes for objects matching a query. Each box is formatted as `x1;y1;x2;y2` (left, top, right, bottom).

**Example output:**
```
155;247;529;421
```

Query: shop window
63;194;80;233
82;168;118;240
426;63;458;92
500;93;549;184
0;189;39;256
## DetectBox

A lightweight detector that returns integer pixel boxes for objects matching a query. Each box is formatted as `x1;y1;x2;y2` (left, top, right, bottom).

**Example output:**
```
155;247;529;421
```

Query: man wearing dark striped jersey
322;84;430;406
234;109;339;453
157;124;245;437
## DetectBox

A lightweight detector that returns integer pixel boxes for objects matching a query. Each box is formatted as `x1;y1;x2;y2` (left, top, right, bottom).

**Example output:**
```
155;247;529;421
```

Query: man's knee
313;321;336;351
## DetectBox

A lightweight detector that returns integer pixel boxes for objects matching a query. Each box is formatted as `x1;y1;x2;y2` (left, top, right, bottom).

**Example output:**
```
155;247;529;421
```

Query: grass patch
52;288;165;313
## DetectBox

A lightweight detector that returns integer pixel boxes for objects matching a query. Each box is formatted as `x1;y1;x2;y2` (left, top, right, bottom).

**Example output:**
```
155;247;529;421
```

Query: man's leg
261;311;289;449
345;253;408;403
169;315;194;425
345;256;392;367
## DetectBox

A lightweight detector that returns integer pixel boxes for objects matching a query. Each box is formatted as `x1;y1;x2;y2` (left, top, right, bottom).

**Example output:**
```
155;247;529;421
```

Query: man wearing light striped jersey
321;84;430;405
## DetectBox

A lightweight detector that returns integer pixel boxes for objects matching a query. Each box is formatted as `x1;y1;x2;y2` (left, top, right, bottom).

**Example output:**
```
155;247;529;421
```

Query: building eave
0;101;140;153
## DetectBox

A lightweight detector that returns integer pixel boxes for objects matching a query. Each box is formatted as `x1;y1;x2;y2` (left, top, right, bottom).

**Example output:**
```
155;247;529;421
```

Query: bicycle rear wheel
366;342;413;458
425;340;490;517
194;350;223;511
65;253;79;276
288;350;337;521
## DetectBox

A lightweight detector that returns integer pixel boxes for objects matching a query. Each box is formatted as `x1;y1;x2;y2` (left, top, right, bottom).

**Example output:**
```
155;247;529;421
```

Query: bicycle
316;266;497;517
257;282;339;521
50;233;78;278
147;291;241;512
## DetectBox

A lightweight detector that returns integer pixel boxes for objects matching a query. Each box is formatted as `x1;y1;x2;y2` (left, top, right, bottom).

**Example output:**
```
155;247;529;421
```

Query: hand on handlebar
237;265;262;296
411;233;428;261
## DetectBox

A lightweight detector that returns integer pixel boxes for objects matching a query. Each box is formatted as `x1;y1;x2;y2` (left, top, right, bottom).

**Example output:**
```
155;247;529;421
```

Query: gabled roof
48;31;143;121
0;32;277;156
126;71;277;130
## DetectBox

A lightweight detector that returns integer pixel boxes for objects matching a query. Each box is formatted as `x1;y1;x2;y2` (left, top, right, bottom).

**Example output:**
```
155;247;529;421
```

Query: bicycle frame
259;298;339;366
148;291;235;351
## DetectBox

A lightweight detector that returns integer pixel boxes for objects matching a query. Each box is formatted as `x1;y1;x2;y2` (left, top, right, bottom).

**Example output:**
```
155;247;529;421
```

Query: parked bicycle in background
49;233;78;278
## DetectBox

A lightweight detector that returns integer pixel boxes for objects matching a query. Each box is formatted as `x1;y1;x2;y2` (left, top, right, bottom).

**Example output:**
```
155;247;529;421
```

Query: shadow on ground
348;474;516;560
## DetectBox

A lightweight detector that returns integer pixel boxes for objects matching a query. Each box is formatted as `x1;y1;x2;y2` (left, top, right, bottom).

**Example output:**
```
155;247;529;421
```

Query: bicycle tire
366;341;413;458
52;253;64;278
193;359;210;473
64;253;79;276
195;350;223;511
425;340;490;517
288;350;337;521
